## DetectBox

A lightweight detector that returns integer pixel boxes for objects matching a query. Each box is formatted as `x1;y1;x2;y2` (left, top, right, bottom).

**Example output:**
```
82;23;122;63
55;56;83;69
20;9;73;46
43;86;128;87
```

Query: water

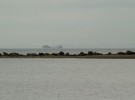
0;48;135;55
0;58;135;100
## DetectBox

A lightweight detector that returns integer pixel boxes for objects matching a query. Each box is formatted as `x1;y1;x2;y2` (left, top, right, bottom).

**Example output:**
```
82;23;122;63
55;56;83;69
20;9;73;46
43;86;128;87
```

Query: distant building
42;45;63;49
42;45;51;49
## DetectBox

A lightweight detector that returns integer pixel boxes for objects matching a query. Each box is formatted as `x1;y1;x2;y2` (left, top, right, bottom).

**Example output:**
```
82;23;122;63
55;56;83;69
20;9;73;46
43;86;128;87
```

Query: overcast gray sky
0;0;135;48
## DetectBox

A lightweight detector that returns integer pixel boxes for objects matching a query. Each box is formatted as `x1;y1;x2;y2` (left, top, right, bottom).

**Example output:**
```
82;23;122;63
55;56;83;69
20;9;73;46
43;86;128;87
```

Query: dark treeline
0;50;135;57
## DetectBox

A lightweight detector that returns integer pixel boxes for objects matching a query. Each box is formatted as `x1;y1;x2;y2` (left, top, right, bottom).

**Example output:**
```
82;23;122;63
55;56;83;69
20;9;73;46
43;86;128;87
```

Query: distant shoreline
0;55;135;59
0;50;135;59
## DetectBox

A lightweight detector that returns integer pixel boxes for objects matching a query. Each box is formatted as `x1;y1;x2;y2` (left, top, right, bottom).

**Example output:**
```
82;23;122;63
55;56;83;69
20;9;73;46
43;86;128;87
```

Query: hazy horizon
0;0;135;48
0;47;135;49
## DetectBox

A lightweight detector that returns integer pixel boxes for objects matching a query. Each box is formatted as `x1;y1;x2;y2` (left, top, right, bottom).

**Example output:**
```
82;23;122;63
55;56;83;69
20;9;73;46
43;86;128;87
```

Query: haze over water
0;0;135;100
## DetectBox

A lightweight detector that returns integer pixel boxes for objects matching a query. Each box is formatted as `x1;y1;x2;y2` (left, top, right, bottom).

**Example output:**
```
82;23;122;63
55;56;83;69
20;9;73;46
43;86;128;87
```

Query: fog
0;0;135;48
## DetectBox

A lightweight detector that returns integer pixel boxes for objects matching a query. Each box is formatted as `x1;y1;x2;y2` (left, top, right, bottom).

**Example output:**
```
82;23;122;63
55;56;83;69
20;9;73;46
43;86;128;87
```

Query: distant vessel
42;45;63;49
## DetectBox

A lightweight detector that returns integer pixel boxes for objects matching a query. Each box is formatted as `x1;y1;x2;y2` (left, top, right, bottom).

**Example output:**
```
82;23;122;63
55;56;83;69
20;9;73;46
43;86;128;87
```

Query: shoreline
0;50;135;59
0;55;135;59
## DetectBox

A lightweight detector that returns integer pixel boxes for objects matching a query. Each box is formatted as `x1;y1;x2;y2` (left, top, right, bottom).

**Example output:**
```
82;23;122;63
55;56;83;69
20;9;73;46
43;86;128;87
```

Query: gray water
0;59;135;100
0;48;135;54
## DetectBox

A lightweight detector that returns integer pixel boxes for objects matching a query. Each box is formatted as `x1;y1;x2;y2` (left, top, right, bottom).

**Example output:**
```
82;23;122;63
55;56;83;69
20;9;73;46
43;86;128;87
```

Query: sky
0;0;135;48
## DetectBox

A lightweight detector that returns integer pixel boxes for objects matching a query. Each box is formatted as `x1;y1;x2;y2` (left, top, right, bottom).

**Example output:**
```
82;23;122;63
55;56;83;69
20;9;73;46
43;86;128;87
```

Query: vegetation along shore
0;50;135;59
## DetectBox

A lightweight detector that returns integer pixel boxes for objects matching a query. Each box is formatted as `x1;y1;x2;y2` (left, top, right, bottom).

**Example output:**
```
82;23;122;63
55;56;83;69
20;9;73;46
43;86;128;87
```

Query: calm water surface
0;59;135;100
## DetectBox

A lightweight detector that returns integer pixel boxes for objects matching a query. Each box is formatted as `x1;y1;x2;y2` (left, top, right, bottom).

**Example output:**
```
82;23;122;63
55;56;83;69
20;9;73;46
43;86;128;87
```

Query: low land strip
0;50;135;59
